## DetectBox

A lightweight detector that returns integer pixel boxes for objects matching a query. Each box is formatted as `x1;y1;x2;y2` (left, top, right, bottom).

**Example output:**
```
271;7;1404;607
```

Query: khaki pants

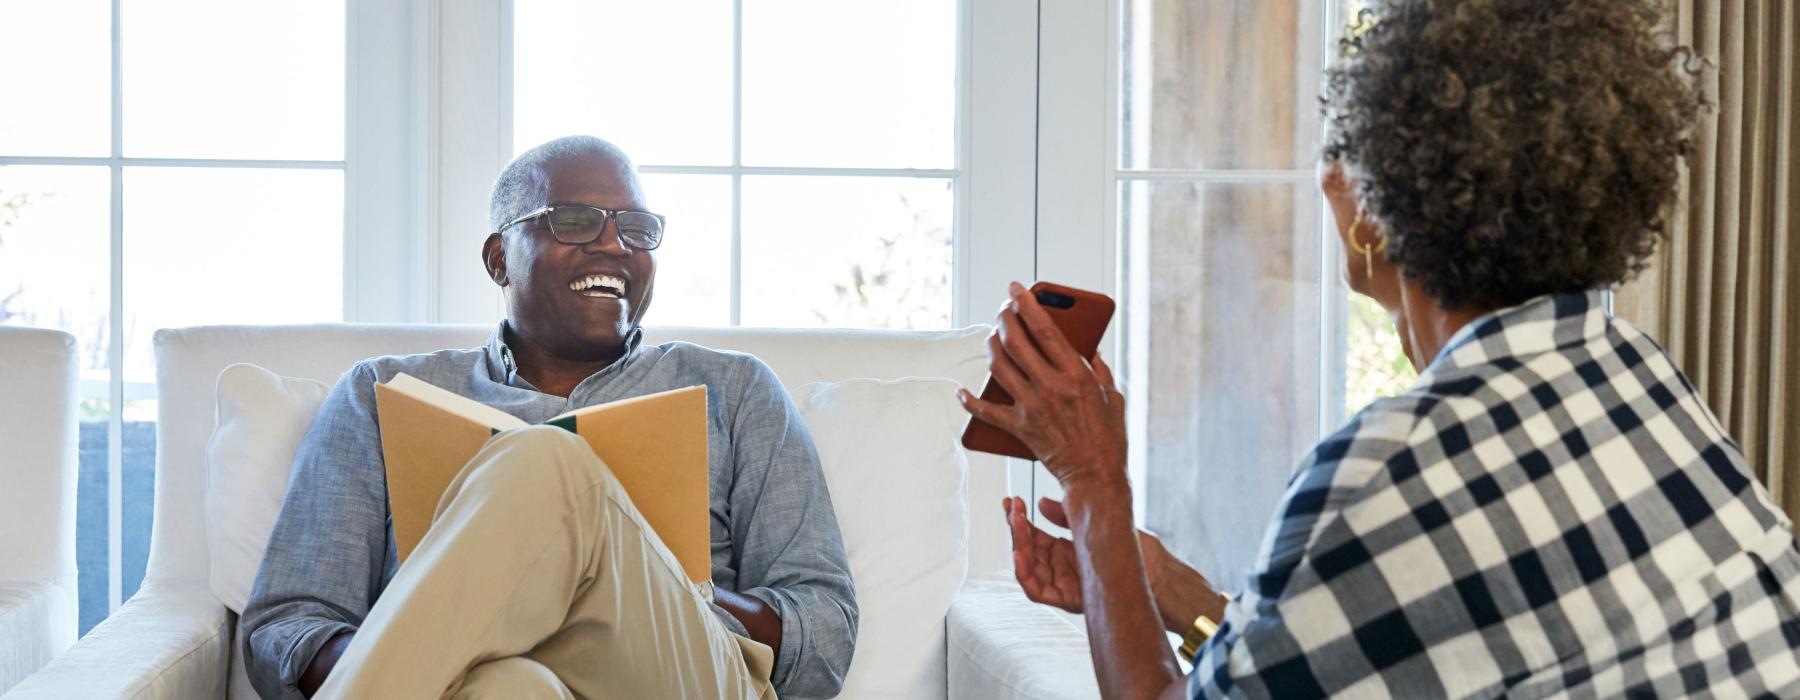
316;426;776;700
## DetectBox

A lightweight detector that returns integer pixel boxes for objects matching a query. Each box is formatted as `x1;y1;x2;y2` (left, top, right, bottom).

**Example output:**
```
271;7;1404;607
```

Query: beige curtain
1614;0;1800;525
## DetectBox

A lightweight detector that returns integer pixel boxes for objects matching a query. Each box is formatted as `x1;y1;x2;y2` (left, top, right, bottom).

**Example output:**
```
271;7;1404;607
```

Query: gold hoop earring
1347;210;1389;278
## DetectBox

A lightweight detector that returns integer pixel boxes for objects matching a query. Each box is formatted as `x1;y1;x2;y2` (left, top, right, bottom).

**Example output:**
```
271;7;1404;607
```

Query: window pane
0;166;112;359
1119;0;1323;170
0;165;113;634
1122;180;1322;587
0;1;110;156
514;0;733;165
640;174;731;327
122;0;344;159
741;0;956;168
740;176;951;329
121;167;343;383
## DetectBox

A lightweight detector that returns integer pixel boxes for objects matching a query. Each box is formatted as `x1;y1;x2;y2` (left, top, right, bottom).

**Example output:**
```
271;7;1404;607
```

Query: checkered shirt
1188;291;1800;698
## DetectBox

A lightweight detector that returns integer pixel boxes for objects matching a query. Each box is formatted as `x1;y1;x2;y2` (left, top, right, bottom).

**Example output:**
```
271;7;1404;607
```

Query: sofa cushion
205;364;329;613
947;575;1099;700
791;378;970;700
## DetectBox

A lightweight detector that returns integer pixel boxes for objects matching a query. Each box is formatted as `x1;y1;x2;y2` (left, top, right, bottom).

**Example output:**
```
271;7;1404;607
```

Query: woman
958;0;1800;697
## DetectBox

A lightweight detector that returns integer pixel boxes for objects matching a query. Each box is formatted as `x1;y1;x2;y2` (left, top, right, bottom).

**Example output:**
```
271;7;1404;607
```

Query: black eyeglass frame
495;204;666;251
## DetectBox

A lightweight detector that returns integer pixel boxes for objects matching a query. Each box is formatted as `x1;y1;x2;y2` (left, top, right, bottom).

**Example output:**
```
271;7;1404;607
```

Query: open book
373;373;711;583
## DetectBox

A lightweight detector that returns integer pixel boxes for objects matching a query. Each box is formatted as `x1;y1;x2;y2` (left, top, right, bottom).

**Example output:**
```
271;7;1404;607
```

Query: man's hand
1009;496;1228;634
713;588;783;656
299;631;353;697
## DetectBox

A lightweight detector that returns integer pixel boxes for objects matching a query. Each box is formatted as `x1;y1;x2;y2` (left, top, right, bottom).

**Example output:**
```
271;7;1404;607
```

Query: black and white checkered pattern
1189;291;1800;698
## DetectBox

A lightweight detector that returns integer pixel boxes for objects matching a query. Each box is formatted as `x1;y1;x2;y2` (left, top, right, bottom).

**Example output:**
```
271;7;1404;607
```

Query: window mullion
107;0;125;614
729;0;744;326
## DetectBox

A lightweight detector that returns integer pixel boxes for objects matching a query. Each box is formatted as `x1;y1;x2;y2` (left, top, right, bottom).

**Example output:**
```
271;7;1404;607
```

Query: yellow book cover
373;373;711;583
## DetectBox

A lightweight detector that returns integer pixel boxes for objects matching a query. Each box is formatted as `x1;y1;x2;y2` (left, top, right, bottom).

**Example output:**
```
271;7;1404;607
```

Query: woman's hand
1008;496;1206;627
958;282;1129;492
1006;496;1084;613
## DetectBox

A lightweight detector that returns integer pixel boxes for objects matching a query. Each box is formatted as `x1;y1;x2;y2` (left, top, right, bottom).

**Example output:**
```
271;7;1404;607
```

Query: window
510;0;959;329
0;0;346;634
1112;0;1412;588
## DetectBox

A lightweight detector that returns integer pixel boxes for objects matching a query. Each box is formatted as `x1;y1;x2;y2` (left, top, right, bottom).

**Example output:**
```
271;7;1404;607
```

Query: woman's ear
482;233;509;287
1318;160;1355;200
1320;161;1361;234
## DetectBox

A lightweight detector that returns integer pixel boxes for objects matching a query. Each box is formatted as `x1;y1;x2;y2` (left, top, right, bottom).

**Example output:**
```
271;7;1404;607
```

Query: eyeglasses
496;204;665;251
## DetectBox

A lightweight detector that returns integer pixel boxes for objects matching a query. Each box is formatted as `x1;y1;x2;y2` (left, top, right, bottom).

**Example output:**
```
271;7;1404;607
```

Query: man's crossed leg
316;426;775;699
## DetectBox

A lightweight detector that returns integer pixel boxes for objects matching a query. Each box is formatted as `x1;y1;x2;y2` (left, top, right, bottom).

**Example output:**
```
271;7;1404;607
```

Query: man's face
485;153;656;359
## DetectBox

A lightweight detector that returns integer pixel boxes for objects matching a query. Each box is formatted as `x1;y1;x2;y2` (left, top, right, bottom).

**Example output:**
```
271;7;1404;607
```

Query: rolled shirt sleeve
239;362;395;700
725;357;859;698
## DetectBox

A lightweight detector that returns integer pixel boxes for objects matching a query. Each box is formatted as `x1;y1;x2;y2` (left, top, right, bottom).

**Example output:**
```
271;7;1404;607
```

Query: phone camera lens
1036;291;1076;309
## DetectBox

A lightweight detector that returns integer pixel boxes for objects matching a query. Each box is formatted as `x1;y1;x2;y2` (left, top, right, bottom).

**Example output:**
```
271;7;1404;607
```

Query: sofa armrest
4;580;231;700
947;574;1101;700
0;578;76;695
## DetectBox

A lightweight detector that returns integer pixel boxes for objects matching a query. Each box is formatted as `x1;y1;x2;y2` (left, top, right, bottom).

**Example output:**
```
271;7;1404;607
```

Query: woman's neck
1395;282;1494;372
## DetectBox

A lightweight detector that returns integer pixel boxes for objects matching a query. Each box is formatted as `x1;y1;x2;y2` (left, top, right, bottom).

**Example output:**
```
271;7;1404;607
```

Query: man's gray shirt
240;325;857;699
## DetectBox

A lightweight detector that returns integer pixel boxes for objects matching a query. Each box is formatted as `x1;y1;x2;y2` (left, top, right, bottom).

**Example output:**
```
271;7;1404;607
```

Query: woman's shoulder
1295;381;1496;498
1338;387;1485;453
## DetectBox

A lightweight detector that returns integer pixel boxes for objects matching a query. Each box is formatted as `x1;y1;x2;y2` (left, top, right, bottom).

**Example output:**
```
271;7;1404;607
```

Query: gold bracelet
1177;614;1219;660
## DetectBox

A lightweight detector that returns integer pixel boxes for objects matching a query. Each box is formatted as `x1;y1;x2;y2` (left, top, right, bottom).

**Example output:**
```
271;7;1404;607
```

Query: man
242;136;856;699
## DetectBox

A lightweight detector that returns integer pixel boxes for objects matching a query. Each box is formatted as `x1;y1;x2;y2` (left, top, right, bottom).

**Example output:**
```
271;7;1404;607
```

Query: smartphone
960;281;1116;460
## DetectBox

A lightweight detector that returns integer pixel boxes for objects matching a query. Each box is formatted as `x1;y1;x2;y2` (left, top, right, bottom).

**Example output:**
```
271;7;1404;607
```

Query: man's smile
569;273;627;299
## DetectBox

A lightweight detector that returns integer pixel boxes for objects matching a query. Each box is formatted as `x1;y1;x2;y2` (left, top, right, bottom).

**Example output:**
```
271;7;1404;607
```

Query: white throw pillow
205;363;329;613
791;377;971;700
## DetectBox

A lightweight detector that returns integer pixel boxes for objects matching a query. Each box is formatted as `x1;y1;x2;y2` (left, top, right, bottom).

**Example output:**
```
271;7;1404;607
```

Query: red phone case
960;281;1116;460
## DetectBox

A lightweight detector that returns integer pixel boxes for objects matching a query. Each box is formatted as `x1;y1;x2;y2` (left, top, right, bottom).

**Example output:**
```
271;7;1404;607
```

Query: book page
383;373;528;431
561;385;712;584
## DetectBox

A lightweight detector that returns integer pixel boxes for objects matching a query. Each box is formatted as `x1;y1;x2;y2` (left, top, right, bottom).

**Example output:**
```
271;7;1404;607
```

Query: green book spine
543;414;578;434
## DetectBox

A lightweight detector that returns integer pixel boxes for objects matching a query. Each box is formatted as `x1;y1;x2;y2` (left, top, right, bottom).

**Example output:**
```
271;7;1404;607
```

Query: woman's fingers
1037;497;1071;529
996;308;1055;382
984;334;1035;405
1092;352;1117;392
1000;495;1086;613
1008;282;1085;372
1006;498;1031;545
959;387;1020;436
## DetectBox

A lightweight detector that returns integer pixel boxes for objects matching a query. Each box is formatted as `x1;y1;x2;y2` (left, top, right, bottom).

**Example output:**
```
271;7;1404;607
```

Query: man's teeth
570;274;627;297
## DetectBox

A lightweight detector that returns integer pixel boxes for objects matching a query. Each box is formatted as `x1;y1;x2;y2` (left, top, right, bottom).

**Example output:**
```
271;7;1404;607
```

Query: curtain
1614;0;1800;525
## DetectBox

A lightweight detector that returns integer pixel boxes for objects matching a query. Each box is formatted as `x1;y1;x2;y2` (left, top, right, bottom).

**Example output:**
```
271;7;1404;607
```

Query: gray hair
488;135;636;232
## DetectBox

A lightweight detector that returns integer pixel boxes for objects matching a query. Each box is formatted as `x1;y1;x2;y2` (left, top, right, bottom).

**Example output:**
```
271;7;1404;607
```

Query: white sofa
0;326;80;695
5;324;1096;699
